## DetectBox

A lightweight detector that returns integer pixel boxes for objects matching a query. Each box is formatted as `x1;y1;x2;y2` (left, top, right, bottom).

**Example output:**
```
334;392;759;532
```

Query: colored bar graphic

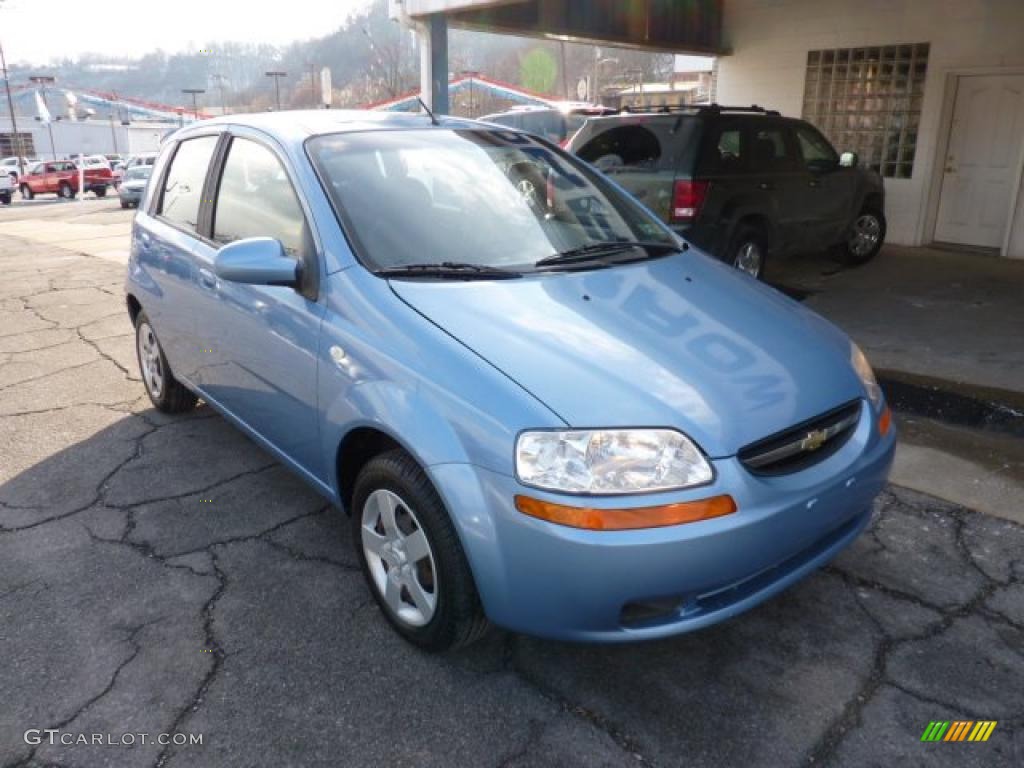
922;720;997;743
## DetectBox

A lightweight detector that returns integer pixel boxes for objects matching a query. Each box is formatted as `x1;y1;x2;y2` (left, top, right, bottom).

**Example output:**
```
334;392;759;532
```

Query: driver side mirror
839;151;859;169
214;237;299;288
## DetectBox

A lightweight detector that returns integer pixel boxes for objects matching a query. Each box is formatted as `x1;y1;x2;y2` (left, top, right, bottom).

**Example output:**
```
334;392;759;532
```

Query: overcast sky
1;0;373;64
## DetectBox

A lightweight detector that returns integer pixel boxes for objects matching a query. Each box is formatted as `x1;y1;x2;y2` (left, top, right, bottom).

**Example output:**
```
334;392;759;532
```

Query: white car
0;168;14;205
0;156;32;183
81;155;112;170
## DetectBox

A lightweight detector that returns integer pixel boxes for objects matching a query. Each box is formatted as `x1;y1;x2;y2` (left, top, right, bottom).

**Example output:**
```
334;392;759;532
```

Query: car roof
169;109;485;146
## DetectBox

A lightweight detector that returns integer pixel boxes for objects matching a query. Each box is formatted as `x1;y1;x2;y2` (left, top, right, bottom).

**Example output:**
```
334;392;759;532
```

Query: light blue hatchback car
126;110;895;650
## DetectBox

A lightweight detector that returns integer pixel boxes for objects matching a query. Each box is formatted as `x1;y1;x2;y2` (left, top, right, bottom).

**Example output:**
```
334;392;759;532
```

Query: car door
792;122;857;250
745;120;805;253
192;130;327;481
136;134;222;380
40;162;58;194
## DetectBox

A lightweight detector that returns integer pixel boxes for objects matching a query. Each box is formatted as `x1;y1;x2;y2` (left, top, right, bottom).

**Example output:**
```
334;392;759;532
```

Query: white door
935;74;1024;249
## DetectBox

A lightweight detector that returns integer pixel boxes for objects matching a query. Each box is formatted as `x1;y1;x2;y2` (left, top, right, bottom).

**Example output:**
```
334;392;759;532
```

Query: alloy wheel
733;241;763;277
849;213;881;257
137;321;165;400
361;489;438;628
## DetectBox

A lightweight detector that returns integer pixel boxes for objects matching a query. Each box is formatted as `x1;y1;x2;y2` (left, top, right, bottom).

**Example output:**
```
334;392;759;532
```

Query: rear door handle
808;180;820;188
198;267;218;290
759;182;775;191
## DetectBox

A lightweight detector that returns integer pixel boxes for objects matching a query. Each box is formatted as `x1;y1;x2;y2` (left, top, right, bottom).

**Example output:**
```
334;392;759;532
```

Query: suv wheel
728;225;768;280
352;450;489;651
20;184;33;200
0;191;10;205
843;209;886;265
58;182;75;200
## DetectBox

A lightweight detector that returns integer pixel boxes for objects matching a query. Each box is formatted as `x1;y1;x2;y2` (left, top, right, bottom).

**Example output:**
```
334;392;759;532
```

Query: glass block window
802;42;929;178
0;132;35;158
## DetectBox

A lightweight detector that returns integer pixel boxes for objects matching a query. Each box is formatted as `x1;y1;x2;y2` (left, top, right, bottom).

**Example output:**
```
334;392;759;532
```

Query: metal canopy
399;0;725;55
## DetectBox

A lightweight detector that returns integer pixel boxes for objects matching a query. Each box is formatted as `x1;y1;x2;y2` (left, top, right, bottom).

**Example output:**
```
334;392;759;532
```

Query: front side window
213;138;305;258
308;129;675;272
795;125;838;172
159;135;218;232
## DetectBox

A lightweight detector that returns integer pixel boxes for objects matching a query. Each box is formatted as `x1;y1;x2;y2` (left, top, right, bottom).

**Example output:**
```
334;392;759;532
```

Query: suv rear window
576;118;697;173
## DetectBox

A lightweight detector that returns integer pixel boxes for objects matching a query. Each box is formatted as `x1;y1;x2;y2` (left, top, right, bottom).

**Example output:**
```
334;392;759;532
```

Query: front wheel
58;182;75;200
352;450;489;651
0;192;11;205
94;186;107;198
134;312;198;413
842;209;886;265
20;184;33;200
727;225;768;280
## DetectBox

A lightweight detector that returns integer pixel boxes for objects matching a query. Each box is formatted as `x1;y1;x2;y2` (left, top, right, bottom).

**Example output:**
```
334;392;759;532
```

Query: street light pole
265;71;287;111
29;74;56;160
181;88;205;121
0;38;25;176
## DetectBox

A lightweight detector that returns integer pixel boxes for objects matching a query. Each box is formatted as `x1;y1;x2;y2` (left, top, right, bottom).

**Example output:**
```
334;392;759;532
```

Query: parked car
118;165;151;208
0;167;14;204
481;103;616;145
123;152;158;171
567;105;886;279
80;154;112;171
19;160;113;200
125;111;895;650
1;156;32;183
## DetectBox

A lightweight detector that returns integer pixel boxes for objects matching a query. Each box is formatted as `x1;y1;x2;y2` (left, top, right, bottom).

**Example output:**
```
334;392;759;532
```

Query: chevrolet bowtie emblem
800;429;828;452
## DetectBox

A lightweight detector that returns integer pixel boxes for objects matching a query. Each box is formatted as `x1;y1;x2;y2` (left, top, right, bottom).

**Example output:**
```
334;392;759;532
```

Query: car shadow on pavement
1;405;1022;768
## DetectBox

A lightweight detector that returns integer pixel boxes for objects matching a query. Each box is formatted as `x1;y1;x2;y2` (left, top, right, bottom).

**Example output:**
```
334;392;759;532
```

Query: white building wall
716;0;1024;248
1;118;170;159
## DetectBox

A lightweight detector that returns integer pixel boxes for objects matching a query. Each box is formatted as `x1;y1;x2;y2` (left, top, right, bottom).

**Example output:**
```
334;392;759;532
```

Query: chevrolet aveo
126;111;895;651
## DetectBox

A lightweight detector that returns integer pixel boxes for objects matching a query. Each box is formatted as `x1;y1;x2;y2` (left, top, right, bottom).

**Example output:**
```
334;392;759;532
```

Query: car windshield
308;129;676;273
125;167;152;181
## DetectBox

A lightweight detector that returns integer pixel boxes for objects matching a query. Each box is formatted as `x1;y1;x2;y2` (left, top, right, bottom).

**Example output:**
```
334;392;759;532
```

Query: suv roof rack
616;103;781;117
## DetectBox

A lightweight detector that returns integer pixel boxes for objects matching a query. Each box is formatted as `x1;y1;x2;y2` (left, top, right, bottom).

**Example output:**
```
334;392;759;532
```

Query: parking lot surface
1;208;1022;767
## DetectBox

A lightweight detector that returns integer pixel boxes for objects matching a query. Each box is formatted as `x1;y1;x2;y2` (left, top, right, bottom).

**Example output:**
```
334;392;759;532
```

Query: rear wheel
58;182;75;200
94;186;107;198
727;224;768;280
120;200;129;209
20;184;33;200
842;209;886;265
0;192;10;205
352;450;489;651
134;311;198;414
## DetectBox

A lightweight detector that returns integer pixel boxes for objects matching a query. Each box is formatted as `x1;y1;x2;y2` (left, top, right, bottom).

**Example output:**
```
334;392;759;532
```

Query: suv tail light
671;179;709;222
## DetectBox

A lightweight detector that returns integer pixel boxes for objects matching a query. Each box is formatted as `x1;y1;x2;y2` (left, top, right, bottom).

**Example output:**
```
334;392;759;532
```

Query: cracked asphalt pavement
1;220;1022;767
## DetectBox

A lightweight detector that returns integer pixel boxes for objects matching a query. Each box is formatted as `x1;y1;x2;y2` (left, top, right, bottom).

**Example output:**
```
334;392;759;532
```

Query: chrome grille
738;400;862;475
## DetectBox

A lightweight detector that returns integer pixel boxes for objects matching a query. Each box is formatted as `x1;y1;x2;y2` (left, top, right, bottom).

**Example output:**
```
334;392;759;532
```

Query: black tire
352;450;489;651
20;184;33;200
133;311;198;414
94;186;107;198
120;200;129;209
841;208;886;265
59;182;75;200
726;223;769;280
0;192;10;205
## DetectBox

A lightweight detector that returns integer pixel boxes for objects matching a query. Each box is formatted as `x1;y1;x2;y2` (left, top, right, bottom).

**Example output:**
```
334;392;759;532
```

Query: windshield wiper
534;240;683;268
375;262;522;280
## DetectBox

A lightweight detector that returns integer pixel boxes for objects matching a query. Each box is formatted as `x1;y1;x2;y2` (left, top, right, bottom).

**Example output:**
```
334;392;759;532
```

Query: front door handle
198;267;218;290
808;179;820;188
759;182;774;191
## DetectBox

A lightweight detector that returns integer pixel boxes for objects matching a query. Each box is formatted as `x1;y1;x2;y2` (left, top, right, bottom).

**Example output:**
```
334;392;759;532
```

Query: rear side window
577;119;696;173
750;126;795;172
212;138;306;258
158;136;218;232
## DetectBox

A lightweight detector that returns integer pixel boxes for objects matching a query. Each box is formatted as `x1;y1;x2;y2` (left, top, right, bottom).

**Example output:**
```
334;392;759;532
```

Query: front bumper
430;400;895;642
119;188;143;203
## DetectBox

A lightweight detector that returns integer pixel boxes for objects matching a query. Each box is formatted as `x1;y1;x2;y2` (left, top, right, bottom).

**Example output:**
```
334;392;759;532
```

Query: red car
19;160;113;200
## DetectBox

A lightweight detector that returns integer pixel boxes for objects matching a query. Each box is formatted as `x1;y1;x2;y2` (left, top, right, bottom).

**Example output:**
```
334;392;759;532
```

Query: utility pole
0;39;25;176
265;71;287;111
308;62;317;108
108;90;119;154
29;74;56;160
210;73;228;115
181;88;205;121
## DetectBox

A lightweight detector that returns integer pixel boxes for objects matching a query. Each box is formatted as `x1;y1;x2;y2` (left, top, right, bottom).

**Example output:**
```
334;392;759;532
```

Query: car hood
121;181;147;190
389;252;865;458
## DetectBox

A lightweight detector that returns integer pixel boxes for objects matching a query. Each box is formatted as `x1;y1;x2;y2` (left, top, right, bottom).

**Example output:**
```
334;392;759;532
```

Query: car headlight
515;429;713;494
851;343;882;409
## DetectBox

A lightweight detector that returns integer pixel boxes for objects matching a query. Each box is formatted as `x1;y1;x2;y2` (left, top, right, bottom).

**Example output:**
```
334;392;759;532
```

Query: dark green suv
566;105;886;280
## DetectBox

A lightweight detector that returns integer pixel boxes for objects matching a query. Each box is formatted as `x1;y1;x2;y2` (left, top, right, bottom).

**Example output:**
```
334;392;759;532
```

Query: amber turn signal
878;404;892;436
514;494;737;531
